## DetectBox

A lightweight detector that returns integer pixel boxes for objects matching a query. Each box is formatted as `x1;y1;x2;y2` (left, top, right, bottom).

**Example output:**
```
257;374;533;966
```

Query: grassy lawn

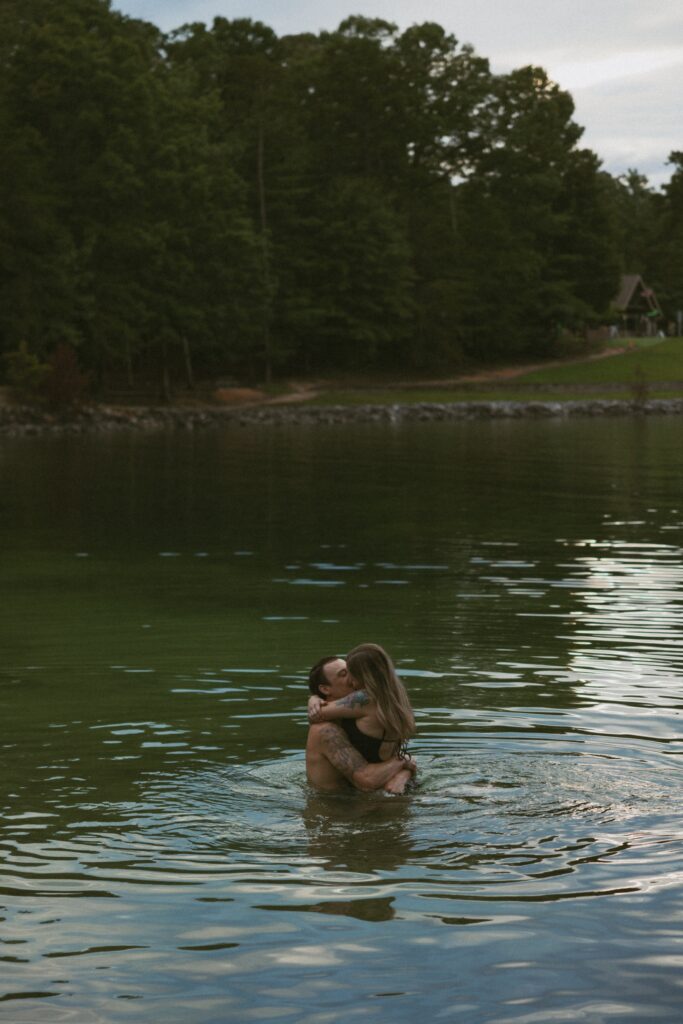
514;337;683;386
297;338;683;405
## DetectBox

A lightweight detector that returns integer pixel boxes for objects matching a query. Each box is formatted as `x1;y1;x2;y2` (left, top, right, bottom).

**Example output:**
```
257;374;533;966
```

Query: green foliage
652;153;683;314
0;2;674;384
304;178;415;368
2;341;49;395
3;341;91;406
449;69;621;361
605;170;659;275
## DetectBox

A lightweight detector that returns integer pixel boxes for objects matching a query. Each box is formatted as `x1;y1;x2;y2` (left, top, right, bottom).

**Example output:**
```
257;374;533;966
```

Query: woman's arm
308;690;371;723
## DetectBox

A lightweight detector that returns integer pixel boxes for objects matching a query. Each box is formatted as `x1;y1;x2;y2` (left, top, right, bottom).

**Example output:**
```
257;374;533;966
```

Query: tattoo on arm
334;690;370;709
319;724;366;780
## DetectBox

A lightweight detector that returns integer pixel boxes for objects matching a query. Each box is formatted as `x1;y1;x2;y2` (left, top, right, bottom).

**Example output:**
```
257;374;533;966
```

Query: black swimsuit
340;719;386;763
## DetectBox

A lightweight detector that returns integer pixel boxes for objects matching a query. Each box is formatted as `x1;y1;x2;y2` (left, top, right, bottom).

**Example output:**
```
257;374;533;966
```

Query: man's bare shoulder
310;721;343;734
308;721;345;743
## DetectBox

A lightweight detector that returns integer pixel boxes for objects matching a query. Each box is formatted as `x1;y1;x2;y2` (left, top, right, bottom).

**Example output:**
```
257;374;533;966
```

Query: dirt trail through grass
266;344;634;403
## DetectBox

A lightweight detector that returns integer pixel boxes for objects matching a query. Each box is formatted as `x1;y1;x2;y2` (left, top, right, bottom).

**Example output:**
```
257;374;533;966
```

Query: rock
2;397;683;436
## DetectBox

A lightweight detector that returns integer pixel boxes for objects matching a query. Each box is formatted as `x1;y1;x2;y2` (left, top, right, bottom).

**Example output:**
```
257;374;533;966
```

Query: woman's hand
307;695;327;722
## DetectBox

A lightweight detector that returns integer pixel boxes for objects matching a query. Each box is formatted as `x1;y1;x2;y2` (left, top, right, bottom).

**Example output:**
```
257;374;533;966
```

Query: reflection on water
568;542;683;706
2;419;683;1021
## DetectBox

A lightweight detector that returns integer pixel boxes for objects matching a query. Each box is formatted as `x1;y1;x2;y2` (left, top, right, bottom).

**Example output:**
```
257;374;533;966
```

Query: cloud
572;59;683;186
553;49;683;92
117;0;683;54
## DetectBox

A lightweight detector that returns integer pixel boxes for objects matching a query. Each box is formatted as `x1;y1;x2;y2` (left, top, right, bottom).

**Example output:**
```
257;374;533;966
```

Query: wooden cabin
612;274;662;336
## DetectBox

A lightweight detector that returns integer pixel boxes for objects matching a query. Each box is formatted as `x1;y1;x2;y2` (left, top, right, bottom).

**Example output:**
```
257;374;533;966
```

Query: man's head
308;656;352;701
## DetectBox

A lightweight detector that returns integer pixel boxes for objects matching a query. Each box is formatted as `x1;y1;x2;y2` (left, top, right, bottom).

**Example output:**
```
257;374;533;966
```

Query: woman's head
346;643;415;741
346;643;396;699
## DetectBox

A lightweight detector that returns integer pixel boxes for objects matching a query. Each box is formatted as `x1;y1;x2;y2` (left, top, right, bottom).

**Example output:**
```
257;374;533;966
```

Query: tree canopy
0;1;676;393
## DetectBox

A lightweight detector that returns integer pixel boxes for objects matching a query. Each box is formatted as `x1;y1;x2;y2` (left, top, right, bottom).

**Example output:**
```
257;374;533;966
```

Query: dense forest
1;0;682;396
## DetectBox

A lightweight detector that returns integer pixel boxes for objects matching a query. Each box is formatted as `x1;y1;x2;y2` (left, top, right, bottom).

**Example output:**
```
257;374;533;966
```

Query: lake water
2;417;683;1023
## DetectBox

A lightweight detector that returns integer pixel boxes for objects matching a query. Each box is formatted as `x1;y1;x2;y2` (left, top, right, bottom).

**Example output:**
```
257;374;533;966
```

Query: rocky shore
2;397;683;436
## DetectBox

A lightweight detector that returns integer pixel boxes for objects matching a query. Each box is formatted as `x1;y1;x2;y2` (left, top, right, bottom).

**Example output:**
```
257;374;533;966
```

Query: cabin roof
614;274;660;313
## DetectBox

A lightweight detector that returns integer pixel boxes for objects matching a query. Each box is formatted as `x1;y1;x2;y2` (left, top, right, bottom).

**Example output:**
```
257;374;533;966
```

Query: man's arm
317;723;411;792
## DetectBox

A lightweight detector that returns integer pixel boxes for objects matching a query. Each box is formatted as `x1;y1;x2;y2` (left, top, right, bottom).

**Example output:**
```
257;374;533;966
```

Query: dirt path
264;345;631;403
438;344;630;385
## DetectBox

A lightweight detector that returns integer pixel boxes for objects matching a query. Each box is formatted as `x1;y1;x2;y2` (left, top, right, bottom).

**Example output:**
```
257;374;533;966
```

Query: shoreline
3;397;683;435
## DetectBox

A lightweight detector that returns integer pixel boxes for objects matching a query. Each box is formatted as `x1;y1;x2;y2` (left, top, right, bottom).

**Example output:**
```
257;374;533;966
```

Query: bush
2;341;49;397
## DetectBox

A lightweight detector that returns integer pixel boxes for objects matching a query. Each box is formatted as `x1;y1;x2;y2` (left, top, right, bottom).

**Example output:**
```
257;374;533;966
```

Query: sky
114;0;682;188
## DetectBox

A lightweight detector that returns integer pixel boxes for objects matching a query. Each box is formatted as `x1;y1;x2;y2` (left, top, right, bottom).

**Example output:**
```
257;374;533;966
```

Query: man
306;655;415;794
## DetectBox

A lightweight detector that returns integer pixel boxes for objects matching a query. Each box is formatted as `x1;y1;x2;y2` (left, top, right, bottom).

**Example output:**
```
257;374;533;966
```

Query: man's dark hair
308;656;338;697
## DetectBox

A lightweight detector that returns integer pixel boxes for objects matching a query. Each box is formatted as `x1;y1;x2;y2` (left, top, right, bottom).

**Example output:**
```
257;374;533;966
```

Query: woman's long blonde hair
346;643;415;747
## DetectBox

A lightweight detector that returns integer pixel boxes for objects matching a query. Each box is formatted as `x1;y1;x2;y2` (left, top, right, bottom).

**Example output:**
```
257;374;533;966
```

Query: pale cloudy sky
115;0;682;188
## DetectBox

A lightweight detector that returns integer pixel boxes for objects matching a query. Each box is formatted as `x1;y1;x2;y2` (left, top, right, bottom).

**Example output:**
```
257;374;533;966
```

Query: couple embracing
306;643;417;795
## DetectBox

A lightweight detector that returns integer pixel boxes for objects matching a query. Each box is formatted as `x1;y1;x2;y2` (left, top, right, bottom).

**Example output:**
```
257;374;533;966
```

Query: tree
650;153;683;317
0;1;262;391
0;6;654;384
393;21;491;184
0;0;82;354
604;170;659;275
168;17;319;380
0;0;164;374
452;67;619;358
305;177;414;368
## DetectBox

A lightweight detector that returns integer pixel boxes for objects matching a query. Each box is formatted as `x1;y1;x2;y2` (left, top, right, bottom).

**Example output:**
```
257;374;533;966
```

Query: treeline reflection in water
1;419;683;1022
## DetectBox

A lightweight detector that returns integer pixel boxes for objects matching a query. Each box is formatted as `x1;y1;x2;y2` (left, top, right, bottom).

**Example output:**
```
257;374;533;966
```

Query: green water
2;418;683;1022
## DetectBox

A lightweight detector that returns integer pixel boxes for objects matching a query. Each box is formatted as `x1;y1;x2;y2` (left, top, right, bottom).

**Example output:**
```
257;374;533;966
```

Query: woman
308;643;415;764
